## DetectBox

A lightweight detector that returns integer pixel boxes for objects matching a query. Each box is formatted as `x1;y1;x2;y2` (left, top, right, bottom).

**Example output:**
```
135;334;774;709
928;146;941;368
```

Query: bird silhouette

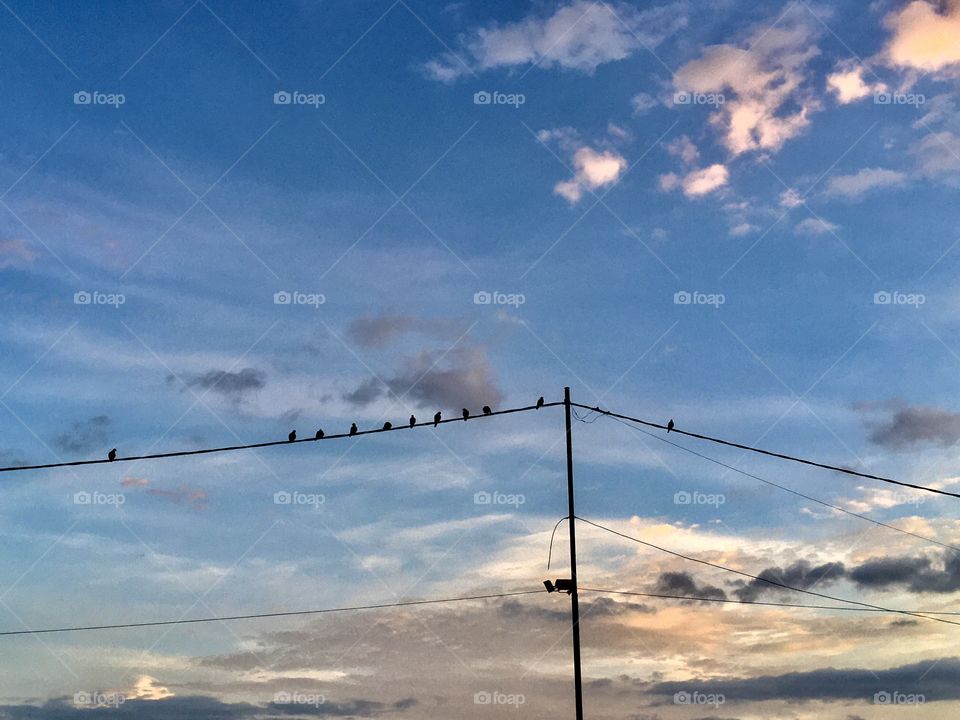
108;448;117;461
409;415;416;428
288;430;297;442
536;396;544;409
383;421;392;430
433;411;441;427
315;429;324;439
667;419;674;433
462;408;470;421
482;405;492;415
350;423;358;436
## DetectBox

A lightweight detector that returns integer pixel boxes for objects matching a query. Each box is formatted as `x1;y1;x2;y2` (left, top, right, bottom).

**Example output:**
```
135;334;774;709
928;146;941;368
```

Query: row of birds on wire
103;397;549;461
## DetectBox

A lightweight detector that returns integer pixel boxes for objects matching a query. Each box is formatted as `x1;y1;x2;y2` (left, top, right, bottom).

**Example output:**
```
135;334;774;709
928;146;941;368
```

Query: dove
433;411;441;427
667;419;674;433
315;429;324;439
409;415;416;428
108;448;117;461
288;430;297;442
350;423;358;436
536;396;544;409
383;421;392;430
462;408;470;421
482;406;492;415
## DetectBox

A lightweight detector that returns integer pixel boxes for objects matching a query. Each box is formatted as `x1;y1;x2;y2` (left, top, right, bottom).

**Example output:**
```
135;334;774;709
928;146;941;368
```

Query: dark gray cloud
347;315;464;348
342;346;502;411
733;560;845;601
172;368;267;398
654;572;726;601
0;695;416;719
53;415;110;454
858;401;960;449
849;552;960;594
647;656;960;702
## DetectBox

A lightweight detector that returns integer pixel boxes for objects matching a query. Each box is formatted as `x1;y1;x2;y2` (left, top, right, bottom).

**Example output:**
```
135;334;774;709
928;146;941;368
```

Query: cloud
346;315;464;348
171;368;267;398
728;222;758;236
0;238;38;267
794;217;839;236
648;656;960;702
660;164;729;198
121;476;150;488
826;62;886;104
861;402;960;448
423;1;686;81
825;167;908;199
847;552;960;593
654;571;727;601
734;559;846;601
665;135;700;164
342;345;502;411
631;92;660;115
53;415;111;454
554;146;628;204
674;8;821;155
912;131;960;185
145;484;209;511
884;0;960;73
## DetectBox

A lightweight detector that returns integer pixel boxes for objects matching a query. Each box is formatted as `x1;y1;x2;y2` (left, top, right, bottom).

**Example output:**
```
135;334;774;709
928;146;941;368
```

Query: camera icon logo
73;692;92;706
874;91;892;105
274;91;292;105
474;691;492;705
673;691;691;704
274;491;292;505
473;291;492;305
874;691;891;704
73;91;92;105
274;291;292;305
474;491;492;505
73;491;92;505
474;91;492;105
673;91;691;105
874;291;891;305
673;291;691;305
274;691;292;704
74;290;92;305
674;490;692;505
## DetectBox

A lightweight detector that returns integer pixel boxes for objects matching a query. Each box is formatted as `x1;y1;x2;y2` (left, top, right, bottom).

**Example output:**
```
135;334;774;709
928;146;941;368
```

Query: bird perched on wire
350;423;358;436
433;411;441;427
462;408;470;421
482;405;492;415
315;429;324;439
383;421;392;430
409;415;416;428
288;430;297;442
108;448;117;461
536;396;544;409
667;419;674;433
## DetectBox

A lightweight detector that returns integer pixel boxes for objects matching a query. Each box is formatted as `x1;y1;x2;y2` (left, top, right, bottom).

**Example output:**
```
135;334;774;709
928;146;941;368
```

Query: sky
2;0;960;717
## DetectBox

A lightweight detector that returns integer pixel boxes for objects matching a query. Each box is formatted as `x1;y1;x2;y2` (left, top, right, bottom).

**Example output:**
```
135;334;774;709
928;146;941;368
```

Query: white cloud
554;146;628;204
665;135;700;164
825;167;908;199
912;130;960;184
729;222;758;236
826;62;887;104
660;163;729;198
780;188;805;208
674;9;821;155
631;92;660;115
424;1;687;81
884;0;960;73
795;217;840;236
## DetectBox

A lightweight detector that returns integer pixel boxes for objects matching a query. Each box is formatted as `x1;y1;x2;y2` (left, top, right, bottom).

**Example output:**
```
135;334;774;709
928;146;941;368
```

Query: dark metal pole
563;386;584;720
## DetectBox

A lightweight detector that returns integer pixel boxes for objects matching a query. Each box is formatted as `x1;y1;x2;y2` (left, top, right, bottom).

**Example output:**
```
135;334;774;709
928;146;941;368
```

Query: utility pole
563;386;584;720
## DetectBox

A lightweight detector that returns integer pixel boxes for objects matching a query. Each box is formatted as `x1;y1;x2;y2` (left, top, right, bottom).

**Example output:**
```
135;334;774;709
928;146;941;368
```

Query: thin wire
0;401;563;475
0;590;545;638
592;413;960;556
546;516;569;570
580;587;960;616
570;402;960;500
576;516;960;628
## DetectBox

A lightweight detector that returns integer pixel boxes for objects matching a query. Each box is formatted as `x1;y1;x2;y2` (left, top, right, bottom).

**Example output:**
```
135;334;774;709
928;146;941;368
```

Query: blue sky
3;0;960;717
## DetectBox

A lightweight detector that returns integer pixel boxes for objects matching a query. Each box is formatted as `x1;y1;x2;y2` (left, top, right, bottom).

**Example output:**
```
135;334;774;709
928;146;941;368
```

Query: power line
571;402;960;500
589;412;960;555
0;401;563;475
0;590;545;638
576;516;960;629
580;587;960;616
